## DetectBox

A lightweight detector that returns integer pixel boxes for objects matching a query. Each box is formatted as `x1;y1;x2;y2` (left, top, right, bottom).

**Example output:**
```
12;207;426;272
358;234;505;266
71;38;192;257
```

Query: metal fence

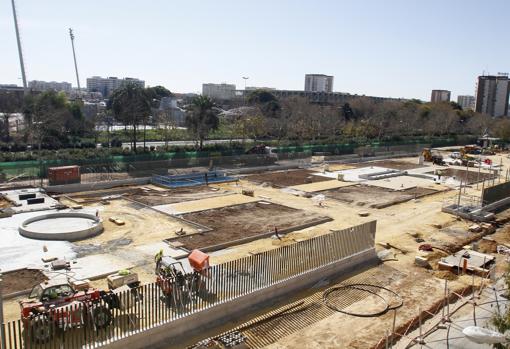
0;221;376;349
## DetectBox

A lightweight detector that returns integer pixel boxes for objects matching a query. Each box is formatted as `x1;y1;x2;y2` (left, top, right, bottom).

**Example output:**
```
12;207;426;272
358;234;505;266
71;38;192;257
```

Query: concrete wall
100;248;378;349
45;177;151;193
483;181;510;205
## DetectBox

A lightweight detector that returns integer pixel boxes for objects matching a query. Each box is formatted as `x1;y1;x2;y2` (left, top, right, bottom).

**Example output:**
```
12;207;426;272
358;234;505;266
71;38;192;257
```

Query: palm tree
185;96;219;150
109;83;151;152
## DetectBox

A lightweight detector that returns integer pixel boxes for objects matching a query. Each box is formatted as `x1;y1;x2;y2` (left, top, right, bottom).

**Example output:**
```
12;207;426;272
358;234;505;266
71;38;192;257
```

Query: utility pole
69;28;81;92
11;0;27;91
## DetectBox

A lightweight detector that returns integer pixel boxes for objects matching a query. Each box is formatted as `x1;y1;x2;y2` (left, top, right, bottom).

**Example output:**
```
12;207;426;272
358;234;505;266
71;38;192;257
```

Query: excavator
422;148;445;165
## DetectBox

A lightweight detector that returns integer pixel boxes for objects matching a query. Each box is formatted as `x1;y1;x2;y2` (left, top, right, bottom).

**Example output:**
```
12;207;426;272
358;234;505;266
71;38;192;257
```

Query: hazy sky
1;0;508;100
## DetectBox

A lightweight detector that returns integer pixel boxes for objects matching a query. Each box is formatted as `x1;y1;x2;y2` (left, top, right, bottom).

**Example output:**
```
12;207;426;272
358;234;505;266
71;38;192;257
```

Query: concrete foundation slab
289;180;356;192
366;176;445;191
2;188;60;213
70;254;135;280
314;166;392;182
133;242;188;259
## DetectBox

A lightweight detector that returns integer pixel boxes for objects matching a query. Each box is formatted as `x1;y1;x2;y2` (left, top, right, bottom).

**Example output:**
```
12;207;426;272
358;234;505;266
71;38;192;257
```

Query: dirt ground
437;168;495;184
174;202;331;250
72;199;199;254
62;185;232;206
2;268;46;295
126;186;232;206
349;160;425;170
245;169;331;187
318;185;438;208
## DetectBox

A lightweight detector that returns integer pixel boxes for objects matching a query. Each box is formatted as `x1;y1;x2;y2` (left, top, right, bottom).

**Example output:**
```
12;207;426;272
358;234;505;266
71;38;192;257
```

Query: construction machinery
155;249;210;309
422;148;445;165
19;278;120;343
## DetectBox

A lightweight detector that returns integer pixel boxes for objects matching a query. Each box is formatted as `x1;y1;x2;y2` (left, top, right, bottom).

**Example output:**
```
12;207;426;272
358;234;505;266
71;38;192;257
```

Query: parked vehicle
20;279;120;343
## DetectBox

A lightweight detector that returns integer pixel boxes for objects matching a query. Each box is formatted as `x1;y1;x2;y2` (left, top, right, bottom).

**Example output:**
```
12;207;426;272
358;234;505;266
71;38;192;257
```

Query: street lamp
242;76;249;90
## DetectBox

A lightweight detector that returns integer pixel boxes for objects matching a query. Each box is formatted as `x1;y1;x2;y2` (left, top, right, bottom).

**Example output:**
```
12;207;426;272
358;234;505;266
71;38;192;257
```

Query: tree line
0;84;508;154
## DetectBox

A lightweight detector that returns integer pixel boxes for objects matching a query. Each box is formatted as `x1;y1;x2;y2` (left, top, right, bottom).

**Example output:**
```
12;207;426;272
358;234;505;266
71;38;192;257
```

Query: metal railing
0;221;376;349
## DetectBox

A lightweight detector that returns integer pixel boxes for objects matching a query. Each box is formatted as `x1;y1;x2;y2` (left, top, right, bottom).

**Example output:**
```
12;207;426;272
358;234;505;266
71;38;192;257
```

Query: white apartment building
202;83;236;100
86;76;145;98
457;95;475;110
304;74;334;93
28;80;72;93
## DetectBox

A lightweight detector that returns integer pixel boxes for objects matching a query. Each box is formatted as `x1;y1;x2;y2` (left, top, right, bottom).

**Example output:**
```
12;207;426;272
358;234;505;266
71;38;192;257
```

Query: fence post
0;271;5;349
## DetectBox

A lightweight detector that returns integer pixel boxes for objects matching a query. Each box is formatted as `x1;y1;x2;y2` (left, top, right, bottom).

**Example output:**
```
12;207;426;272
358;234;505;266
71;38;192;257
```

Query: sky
0;0;509;100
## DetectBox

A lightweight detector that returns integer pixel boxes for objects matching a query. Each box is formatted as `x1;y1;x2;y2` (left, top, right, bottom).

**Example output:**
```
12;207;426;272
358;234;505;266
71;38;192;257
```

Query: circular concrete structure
19;212;103;241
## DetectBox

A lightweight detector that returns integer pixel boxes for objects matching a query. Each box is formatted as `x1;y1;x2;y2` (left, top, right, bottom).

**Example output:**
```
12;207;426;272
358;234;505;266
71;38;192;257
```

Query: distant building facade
305;74;334;93
245;86;276;91
430;90;451;103
475;75;510;117
202;83;236;100
28;80;72;93
457;95;475;111
86;76;145;98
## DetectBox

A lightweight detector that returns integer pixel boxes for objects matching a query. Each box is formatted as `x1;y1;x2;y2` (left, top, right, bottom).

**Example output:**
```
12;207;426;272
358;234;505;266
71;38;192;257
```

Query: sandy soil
0;195;12;209
174;202;331;250
246;170;331;187
73;199;199;252
317;185;438;208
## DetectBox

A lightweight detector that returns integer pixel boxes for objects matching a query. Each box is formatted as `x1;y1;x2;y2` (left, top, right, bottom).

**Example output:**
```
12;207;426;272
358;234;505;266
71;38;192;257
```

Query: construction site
1;144;510;349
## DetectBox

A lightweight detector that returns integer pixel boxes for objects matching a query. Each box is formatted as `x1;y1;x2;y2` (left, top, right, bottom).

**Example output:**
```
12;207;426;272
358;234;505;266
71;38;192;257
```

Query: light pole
242;76;249;90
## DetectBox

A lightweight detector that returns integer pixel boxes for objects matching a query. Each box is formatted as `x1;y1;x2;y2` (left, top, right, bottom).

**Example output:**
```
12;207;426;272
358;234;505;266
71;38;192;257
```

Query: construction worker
155;249;163;271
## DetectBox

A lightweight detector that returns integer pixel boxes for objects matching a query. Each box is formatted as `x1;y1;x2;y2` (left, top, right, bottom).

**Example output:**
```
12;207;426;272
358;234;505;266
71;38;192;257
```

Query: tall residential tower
304;74;334;93
475;74;510;117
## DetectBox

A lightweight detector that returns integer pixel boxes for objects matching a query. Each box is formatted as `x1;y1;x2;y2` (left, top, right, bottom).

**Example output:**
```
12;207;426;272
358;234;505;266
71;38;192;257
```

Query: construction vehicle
422;148;445;165
19;278;121;343
155;249;210;309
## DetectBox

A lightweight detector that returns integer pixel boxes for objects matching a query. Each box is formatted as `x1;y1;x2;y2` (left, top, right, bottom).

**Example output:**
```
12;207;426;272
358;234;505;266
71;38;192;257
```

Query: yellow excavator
422;148;445;165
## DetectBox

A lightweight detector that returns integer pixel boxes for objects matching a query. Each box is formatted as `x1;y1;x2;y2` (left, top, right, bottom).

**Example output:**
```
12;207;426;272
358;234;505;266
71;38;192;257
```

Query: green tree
146;86;172;102
247;89;281;118
185;95;219;149
109;82;151;152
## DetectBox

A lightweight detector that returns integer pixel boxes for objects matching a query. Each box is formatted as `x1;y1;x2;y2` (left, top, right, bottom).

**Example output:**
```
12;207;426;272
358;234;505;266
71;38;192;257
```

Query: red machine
155;249;210;309
19;279;119;343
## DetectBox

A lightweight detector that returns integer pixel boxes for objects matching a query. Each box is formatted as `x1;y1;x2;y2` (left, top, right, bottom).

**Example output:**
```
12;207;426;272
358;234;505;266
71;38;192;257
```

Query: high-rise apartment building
457;95;475;111
430;90;451;103
86;76;145;98
202;83;236;100
475;75;510;117
304;74;334;92
28;80;72;93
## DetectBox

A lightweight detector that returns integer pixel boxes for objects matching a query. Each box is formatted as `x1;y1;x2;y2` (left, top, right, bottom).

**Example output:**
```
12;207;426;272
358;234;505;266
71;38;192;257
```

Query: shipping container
48;165;81;185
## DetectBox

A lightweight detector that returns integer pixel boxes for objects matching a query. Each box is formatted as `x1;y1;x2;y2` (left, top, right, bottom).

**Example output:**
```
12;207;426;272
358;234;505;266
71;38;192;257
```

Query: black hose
323;283;403;317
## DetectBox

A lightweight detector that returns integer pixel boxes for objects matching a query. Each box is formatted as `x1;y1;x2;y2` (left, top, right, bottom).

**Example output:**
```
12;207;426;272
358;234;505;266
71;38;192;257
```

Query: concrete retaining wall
44;177;151;193
100;248;378;349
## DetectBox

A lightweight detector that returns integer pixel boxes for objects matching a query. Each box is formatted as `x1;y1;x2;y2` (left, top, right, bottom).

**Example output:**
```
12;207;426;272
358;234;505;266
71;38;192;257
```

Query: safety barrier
0;221;376;349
